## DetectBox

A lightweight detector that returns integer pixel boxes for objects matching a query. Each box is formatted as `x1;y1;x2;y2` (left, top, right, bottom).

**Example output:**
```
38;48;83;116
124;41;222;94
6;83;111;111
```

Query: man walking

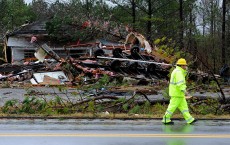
162;58;197;125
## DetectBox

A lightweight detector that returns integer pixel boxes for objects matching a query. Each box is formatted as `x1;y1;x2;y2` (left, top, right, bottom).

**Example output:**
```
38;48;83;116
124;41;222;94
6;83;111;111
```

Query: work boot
189;119;197;125
163;121;174;125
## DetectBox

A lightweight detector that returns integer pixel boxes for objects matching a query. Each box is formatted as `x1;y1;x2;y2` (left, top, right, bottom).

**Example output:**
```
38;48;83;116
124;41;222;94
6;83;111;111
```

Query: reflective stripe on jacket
169;66;187;97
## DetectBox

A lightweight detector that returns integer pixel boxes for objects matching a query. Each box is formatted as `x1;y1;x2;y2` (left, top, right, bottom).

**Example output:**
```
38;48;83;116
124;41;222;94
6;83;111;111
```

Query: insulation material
30;71;68;85
34;48;47;62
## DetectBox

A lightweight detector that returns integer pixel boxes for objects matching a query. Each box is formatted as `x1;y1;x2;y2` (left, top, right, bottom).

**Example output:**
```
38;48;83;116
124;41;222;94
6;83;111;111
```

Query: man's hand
185;96;192;99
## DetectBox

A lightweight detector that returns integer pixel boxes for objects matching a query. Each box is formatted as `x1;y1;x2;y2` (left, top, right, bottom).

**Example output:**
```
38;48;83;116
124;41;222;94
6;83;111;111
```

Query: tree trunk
210;1;215;72
179;0;184;50
146;0;152;41
222;0;226;65
131;0;136;30
188;4;192;52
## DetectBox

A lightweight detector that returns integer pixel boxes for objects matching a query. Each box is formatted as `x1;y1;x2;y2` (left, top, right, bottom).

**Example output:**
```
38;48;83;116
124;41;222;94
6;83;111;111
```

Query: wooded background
0;0;229;73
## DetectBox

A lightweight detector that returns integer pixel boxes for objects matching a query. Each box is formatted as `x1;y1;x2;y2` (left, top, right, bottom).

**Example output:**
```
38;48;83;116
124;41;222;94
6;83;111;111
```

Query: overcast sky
24;0;115;6
25;0;60;4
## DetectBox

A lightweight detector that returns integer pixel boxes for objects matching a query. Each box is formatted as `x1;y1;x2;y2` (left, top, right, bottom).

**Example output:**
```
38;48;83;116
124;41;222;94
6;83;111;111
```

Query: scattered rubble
0;32;223;87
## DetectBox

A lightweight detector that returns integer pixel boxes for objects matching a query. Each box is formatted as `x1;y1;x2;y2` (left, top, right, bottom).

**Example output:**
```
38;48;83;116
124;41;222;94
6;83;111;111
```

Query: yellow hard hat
176;58;187;65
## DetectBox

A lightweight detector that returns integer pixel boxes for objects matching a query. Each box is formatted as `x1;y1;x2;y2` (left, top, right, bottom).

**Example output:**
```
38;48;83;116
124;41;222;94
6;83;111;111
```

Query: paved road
0;119;230;145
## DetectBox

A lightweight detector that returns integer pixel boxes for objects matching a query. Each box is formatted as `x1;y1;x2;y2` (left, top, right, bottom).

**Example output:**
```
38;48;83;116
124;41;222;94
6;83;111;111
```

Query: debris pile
27;32;173;85
0;32;221;86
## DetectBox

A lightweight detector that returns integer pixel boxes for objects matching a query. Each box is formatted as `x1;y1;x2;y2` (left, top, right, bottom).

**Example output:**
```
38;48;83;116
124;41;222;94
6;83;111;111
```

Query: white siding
7;36;96;62
7;37;34;48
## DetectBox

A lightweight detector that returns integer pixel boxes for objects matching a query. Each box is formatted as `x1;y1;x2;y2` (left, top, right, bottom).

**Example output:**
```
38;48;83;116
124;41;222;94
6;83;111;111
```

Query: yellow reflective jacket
169;66;187;97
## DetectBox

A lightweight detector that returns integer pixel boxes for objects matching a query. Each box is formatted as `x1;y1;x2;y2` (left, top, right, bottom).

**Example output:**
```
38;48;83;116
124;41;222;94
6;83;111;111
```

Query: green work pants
162;97;194;124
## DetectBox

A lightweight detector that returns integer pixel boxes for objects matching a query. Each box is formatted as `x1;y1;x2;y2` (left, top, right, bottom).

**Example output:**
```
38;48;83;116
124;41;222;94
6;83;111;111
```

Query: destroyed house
4;21;96;63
